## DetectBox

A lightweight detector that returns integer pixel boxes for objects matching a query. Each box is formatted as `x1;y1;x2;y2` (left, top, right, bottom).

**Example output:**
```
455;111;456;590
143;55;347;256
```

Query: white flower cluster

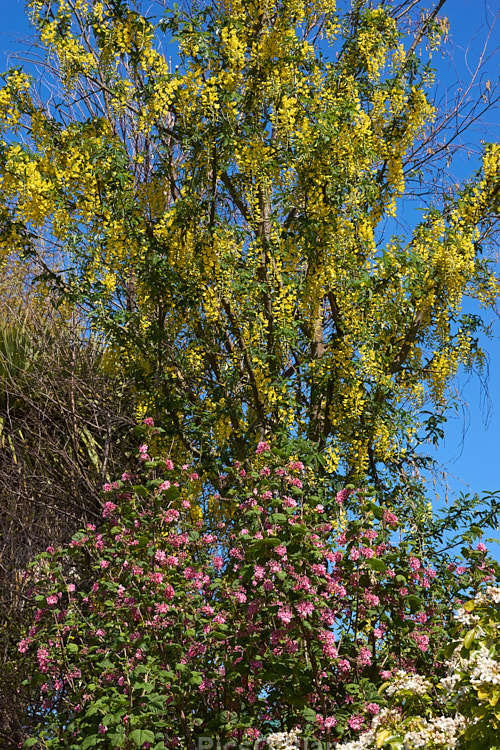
454;607;480;626
477;586;500;606
438;671;460;695
486;586;500;604
468;645;500;687
336;711;466;750
335;733;373;750
385;671;432;698
456;587;500;625
336;710;400;750
401;714;466;749
265;729;301;749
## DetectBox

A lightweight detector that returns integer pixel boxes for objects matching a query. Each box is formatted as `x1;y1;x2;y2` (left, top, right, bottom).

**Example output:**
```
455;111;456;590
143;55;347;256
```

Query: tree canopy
1;0;498;487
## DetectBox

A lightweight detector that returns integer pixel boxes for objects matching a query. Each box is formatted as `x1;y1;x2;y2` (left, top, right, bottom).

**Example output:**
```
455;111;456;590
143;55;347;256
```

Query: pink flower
37;647;50;673
164;509;180;523
143;417;154;427
366;703;380;715
324;716;337;729
383;510;398;527
149;572;164;584
409;556;421;572
360;547;375;559
315;504;324;513
256;441;270;454
413;633;430;652
46;594;58;606
155;549;167;565
254;565;266;580
213;556;224;570
364;592;380;607
319;630;337;658
18;638;31;653
347;714;364;731
350;548;360;561
159;480;171;491
357;646;372;667
476;542;487;552
296;600;314;618
165;459;174;470
278;606;293;625
102;501;117;518
164;584;175;600
336;488;350;505
139;444;150;461
99;560;109;569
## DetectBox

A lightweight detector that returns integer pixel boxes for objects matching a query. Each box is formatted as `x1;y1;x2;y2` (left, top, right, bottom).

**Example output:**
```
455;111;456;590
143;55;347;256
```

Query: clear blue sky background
1;0;499;543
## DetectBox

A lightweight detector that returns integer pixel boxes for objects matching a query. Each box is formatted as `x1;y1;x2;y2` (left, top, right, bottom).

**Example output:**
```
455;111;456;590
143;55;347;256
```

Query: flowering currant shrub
20;423;498;749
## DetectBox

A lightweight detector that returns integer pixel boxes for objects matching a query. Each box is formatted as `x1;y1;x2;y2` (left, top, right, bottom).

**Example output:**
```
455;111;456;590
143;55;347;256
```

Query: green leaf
407;594;422;612
130;729;155;746
303;707;317;723
367;558;387;573
81;737;98;749
464;627;477;650
164;487;181;502
270;513;287;523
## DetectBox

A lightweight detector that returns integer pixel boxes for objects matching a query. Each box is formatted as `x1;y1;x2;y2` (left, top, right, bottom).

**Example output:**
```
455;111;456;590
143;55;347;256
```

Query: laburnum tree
2;0;500;747
0;0;498;491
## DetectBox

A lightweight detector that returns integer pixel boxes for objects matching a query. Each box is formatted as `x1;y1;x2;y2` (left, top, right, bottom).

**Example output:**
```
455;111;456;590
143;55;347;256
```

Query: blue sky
1;0;499;543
